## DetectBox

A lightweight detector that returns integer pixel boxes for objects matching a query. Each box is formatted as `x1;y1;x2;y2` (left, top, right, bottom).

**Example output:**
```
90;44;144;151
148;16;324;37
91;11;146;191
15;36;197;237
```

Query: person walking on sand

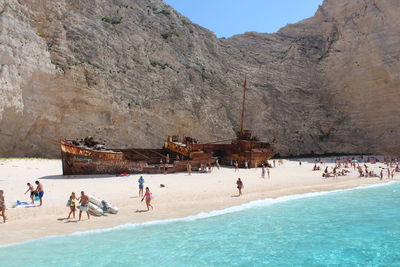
141;187;153;211
187;162;192;176
216;159;220;170
380;169;383;180
236;178;243;196
78;191;90;221
261;165;265;178
67;192;77;219
0;190;7;223
267;167;270;179
234;161;239;172
35;180;44;206
138;176;145;197
24;182;35;204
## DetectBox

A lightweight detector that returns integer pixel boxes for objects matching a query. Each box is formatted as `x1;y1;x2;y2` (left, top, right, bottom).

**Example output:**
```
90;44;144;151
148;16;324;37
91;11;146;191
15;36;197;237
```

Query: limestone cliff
0;0;399;157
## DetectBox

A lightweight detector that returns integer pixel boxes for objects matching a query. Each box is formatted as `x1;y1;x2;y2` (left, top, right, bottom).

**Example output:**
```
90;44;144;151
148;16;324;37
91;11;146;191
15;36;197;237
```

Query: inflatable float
88;202;104;216
88;195;119;215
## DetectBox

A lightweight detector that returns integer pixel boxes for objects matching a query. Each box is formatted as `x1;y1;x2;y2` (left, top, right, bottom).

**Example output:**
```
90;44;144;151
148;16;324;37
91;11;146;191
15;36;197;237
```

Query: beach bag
66;200;72;207
34;195;39;201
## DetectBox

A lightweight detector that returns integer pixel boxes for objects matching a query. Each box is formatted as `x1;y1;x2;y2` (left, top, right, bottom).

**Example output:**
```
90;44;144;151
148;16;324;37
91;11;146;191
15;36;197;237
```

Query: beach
0;157;393;246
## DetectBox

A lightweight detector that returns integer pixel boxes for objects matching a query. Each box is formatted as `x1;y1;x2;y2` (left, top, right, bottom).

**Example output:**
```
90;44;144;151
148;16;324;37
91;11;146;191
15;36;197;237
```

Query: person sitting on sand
35;180;44;206
141;187;153;211
236;178;243;196
138;176;145;197
0;190;7;223
78;191;90;221
24;182;35;204
67;192;77;219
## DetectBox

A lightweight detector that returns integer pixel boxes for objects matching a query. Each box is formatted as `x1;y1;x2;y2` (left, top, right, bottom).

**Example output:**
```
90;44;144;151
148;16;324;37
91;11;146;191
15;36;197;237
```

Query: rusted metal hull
192;140;275;168
61;141;215;175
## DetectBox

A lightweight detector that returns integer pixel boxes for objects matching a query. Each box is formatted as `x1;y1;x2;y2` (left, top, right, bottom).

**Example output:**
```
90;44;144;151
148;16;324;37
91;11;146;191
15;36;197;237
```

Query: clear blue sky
164;0;324;37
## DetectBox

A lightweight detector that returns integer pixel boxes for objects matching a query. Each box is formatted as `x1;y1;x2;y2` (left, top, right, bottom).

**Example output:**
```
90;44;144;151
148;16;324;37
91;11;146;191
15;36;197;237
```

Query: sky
163;0;324;38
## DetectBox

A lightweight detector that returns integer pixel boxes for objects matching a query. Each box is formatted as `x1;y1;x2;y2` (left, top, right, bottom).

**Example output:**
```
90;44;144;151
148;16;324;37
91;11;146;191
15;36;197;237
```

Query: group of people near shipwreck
1;156;399;224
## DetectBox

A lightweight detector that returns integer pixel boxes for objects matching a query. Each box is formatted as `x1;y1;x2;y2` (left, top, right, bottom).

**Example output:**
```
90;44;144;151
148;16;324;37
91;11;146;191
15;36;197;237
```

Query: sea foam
1;181;396;248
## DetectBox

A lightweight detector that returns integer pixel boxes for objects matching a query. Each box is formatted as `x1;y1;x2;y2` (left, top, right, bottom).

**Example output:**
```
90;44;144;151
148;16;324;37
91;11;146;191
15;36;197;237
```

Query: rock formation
0;0;399;157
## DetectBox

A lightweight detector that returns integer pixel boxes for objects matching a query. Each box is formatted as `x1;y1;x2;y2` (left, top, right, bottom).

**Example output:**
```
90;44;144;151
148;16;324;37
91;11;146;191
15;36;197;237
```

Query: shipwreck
60;79;274;175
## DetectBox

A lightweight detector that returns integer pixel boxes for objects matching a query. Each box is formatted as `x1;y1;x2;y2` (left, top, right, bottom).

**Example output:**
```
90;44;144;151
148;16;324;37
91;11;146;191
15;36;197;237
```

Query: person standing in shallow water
0;190;7;223
141;187;153;211
138;176;145;197
236;178;243;196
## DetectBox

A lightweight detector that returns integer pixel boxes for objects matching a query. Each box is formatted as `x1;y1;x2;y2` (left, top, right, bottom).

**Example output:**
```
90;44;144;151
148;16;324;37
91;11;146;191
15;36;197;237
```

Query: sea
1;182;400;267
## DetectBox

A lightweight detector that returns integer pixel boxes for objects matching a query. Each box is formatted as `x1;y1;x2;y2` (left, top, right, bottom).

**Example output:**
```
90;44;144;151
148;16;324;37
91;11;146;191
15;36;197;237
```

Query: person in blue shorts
35;180;44;206
138;176;145;197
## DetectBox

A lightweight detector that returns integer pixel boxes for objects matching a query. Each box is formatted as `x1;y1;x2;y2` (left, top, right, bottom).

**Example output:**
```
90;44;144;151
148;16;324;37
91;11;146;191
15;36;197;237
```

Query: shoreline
1;180;395;249
0;158;396;246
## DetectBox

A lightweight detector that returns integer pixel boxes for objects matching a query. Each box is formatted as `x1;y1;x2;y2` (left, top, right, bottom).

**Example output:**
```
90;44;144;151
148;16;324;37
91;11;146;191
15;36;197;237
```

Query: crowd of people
1;156;399;225
314;156;400;180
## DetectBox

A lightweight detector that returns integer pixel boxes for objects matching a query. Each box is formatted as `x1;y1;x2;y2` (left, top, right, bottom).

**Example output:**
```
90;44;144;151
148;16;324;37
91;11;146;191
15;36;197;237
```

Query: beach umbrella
351;160;359;163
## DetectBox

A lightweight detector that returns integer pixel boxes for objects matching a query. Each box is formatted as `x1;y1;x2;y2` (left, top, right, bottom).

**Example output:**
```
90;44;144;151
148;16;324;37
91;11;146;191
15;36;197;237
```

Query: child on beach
24;183;35;204
0;190;7;223
67;192;77;219
141;187;153;211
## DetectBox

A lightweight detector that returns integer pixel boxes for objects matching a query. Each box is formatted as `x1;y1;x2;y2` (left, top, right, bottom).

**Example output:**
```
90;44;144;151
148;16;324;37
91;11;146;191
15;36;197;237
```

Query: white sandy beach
0;157;395;246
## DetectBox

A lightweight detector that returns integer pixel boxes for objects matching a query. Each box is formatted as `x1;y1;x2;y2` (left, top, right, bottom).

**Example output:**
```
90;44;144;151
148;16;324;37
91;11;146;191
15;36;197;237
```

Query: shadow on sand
135;209;149;213
39;174;121;180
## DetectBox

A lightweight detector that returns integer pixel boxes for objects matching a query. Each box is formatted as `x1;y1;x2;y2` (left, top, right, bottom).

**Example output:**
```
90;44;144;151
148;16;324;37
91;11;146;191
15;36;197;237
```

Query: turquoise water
1;182;400;266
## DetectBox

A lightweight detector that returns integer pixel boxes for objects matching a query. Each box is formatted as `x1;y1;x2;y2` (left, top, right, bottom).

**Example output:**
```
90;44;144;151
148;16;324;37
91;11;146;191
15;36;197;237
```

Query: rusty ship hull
61;140;215;175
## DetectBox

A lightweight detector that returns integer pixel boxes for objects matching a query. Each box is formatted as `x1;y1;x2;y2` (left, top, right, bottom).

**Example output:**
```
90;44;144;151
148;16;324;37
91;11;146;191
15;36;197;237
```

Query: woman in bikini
0;190;7;223
236;178;243;196
141;187;153;211
67;192;77;219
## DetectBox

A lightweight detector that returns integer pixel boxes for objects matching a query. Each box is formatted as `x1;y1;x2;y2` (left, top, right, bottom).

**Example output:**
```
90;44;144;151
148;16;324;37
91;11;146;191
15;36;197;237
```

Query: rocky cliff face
0;0;399;157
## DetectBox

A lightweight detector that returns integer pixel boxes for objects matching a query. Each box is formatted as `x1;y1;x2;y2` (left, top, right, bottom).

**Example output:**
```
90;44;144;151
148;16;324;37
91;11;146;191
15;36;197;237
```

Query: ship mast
239;77;247;135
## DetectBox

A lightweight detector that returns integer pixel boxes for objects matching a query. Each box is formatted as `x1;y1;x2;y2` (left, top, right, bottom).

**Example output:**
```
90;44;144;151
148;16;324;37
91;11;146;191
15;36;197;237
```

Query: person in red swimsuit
141;187;154;211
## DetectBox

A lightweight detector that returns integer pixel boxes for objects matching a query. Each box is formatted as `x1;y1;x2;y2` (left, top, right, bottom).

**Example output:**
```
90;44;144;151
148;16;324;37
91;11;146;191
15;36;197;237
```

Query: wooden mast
239;77;247;135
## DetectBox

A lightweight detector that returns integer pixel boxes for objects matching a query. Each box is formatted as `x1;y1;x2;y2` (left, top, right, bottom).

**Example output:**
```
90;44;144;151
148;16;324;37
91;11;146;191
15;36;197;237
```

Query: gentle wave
1;181;397;249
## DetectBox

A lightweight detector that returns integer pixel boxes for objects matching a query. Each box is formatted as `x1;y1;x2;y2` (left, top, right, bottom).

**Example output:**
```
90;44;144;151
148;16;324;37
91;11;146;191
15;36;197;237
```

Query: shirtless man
78;191;90;221
24;183;35;204
35;180;44;206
